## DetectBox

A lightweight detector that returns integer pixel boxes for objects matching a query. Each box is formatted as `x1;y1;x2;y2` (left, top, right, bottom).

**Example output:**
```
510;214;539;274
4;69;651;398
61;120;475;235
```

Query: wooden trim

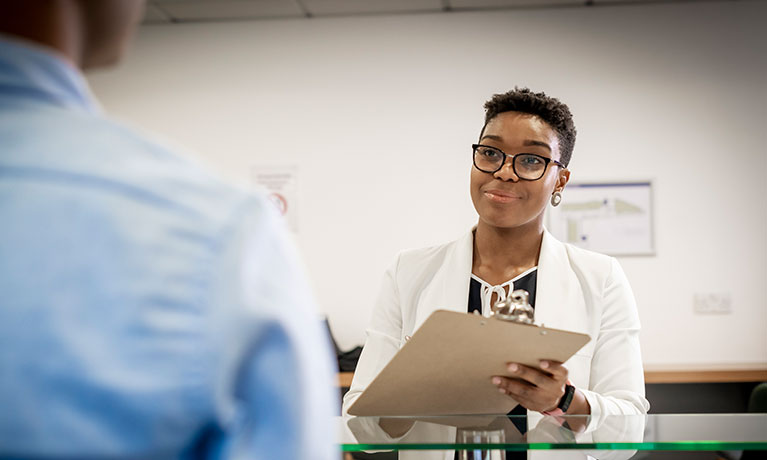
645;369;767;384
339;365;767;386
644;364;767;384
338;371;354;388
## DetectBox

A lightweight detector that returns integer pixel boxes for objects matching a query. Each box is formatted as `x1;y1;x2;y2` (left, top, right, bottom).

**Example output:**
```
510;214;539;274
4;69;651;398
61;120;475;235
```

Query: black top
468;269;537;317
462;269;537;459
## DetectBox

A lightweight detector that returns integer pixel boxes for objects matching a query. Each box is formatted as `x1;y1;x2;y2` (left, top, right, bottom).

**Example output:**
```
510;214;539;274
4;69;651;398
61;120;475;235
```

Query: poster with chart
547;182;654;256
252;165;298;232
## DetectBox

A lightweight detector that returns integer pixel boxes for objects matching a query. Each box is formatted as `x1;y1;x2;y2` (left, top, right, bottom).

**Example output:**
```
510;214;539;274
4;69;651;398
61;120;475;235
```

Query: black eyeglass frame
472;143;565;181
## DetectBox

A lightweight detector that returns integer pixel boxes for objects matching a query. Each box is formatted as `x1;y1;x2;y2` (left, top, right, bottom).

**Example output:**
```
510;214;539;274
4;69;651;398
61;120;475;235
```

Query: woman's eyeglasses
472;144;564;181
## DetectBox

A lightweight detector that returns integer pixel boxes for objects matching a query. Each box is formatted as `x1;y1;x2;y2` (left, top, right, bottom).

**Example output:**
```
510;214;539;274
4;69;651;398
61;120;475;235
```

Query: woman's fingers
493;376;533;397
506;361;567;386
538;360;568;379
506;363;545;386
492;375;562;412
491;361;569;412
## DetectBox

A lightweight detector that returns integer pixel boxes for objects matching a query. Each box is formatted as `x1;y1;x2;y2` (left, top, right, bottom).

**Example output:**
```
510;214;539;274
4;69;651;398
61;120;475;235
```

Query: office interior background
87;0;766;393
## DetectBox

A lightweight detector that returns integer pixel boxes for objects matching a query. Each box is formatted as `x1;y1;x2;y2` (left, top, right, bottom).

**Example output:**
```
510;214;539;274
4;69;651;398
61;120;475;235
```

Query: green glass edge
341;441;767;452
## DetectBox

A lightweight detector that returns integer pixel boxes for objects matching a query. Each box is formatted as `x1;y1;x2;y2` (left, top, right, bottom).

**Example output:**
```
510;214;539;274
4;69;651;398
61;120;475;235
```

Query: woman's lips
484;190;521;203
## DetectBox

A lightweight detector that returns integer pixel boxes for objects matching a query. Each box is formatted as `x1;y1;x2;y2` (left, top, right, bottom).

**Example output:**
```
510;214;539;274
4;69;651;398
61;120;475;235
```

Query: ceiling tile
590;0;709;2
300;0;443;16
156;0;305;21
448;0;583;8
142;4;173;23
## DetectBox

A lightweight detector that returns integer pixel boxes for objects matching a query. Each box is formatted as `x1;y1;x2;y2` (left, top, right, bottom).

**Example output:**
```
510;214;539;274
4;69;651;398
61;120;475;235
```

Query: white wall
87;0;767;365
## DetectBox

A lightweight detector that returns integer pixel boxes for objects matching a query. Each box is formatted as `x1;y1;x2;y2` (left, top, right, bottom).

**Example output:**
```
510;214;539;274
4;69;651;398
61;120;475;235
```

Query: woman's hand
492;360;568;413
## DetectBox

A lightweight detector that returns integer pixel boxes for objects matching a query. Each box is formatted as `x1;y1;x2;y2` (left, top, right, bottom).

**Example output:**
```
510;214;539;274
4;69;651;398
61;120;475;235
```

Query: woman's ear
555;169;571;192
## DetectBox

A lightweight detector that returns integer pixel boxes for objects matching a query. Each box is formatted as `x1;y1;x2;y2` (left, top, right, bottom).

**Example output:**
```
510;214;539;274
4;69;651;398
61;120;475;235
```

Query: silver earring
551;191;562;207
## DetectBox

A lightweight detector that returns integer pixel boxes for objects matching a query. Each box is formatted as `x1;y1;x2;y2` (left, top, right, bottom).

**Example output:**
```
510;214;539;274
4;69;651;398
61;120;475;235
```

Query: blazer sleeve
580;258;650;417
342;254;404;415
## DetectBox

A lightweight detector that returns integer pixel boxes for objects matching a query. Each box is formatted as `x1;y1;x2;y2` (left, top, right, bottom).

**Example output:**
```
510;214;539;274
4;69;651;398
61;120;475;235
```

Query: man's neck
0;2;83;68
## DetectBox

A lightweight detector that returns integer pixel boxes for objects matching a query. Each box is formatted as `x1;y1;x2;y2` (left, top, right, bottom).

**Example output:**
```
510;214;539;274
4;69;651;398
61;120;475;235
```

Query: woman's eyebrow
479;134;504;142
523;139;552;151
480;134;552;152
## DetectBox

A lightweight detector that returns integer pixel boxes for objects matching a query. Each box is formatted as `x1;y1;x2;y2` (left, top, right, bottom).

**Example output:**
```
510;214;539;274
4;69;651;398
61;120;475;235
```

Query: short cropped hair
481;88;577;167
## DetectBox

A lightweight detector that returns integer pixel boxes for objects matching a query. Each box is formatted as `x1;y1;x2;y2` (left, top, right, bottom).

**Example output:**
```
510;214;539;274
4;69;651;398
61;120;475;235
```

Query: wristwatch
543;383;575;416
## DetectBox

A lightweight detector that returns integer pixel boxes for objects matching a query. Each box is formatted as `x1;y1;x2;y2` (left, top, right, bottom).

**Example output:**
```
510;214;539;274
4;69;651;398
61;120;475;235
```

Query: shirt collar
0;35;101;114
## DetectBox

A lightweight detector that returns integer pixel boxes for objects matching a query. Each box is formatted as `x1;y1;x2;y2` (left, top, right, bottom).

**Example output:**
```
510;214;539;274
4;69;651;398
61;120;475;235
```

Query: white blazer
343;231;649;416
342;229;649;458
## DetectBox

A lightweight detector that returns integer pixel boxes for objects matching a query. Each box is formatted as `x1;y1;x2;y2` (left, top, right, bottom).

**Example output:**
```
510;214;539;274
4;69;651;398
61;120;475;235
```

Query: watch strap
543;382;575;416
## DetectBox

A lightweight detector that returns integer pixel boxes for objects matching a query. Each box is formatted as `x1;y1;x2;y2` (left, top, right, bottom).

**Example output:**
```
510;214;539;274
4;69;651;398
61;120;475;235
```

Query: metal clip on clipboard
491;289;536;325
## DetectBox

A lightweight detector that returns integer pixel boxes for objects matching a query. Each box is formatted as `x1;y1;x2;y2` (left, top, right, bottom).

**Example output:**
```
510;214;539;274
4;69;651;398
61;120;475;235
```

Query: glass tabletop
339;413;767;453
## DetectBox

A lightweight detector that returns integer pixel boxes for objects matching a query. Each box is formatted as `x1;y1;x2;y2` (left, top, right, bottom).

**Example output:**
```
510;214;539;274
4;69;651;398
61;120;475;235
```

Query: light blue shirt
0;36;338;459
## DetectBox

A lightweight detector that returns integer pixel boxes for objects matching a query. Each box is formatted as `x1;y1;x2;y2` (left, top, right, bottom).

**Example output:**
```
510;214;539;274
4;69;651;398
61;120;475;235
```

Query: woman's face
470;111;569;231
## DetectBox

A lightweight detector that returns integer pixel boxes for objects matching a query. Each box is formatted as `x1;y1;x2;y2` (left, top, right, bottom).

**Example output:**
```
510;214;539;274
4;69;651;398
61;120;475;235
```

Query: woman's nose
493;161;519;182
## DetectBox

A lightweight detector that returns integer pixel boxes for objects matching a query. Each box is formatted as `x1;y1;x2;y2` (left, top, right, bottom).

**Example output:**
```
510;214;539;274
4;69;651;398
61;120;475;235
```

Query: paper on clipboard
347;310;590;416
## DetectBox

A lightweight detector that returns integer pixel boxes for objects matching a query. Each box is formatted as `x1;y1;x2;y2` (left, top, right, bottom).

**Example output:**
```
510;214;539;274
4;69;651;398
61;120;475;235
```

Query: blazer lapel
534;230;585;331
413;230;474;330
412;229;586;335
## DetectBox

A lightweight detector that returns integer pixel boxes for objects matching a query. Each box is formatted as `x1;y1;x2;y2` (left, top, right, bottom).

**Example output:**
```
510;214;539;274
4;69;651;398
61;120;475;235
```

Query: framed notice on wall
252;165;298;232
546;182;654;256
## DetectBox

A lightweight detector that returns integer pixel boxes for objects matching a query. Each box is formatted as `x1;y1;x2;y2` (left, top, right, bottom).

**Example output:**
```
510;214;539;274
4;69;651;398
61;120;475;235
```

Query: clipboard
347;309;590;416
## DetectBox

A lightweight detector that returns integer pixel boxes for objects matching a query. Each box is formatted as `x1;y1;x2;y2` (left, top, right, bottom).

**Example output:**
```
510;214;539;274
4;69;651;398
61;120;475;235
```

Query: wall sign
547;182;654;256
252;165;298;232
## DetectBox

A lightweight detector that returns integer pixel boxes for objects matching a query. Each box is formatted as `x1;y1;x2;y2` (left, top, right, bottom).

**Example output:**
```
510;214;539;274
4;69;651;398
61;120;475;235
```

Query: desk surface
338;413;767;452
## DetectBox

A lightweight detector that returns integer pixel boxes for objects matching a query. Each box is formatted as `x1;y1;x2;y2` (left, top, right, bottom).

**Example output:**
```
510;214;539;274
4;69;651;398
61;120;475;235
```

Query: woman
343;88;649;427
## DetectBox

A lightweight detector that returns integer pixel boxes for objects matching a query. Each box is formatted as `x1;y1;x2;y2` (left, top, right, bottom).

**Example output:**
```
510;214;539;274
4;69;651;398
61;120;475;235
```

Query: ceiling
143;0;730;23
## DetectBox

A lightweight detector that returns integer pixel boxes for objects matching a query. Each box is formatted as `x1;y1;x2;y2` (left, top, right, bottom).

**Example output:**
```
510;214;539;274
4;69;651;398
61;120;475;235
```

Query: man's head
0;0;145;69
480;88;577;167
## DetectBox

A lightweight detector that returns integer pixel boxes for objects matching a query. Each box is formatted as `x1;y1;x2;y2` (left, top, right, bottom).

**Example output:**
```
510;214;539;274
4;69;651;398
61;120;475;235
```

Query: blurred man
0;1;338;458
